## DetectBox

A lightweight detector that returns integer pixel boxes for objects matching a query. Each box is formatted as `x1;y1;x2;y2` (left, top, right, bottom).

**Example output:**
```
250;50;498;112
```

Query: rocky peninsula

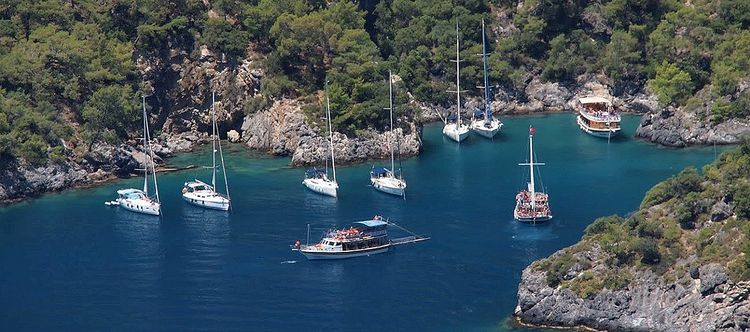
514;143;750;331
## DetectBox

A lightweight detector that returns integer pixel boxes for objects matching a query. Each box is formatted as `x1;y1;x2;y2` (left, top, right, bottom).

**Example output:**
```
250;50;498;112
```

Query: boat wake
281;260;297;264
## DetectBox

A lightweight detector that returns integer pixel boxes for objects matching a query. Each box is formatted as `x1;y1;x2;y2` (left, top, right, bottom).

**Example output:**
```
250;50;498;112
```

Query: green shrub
641;167;702;208
638;219;663;239
18;135;48;166
585;215;625;236
733;182;750;219
631;237;661;265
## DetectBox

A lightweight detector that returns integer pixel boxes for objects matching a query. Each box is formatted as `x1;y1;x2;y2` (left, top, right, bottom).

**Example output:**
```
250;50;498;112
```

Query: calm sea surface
0;114;723;331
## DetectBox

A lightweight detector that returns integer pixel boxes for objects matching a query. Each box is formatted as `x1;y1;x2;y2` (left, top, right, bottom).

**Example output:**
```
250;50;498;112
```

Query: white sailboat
181;91;231;211
471;18;503;139
443;22;470;143
303;83;339;198
514;126;552;224
109;96;161;216
371;70;407;198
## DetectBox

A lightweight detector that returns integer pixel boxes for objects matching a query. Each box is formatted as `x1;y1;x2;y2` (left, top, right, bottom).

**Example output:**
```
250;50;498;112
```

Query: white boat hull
182;192;230;211
371;177;406;196
303;178;338;197
471;119;502;138
577;115;621;138
299;245;390;260
443;123;470;142
117;198;160;216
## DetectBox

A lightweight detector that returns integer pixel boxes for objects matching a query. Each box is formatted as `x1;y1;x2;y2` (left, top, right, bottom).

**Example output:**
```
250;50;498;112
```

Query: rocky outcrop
635;108;750;147
516;252;750;332
239;99;421;166
290;126;420;166
0;140;159;202
0;160;88;202
137;45;263;154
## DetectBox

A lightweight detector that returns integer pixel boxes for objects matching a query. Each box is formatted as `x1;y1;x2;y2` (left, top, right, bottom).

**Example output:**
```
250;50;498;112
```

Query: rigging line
145;98;160;204
215;95;231;207
388;222;426;239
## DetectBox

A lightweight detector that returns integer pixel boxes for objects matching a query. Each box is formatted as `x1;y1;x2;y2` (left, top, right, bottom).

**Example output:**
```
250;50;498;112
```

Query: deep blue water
0;114;723;331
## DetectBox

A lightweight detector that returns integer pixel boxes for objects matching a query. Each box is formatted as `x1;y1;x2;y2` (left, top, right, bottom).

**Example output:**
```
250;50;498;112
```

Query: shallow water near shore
0;113;724;331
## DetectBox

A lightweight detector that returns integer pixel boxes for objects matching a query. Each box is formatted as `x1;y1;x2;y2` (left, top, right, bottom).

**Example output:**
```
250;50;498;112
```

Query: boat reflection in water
291;217;429;260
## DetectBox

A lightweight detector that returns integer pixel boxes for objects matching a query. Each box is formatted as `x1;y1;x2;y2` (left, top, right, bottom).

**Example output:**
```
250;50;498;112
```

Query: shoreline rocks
635;108;750;147
239;99;422;166
515;248;750;332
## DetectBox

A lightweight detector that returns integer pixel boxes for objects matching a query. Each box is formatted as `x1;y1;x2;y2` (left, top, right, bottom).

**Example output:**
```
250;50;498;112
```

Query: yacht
470;18;503;139
514;126;552;224
182;92;231;211
443;22;470;143
109;96;161;216
303;83;338;197
291;217;429;260
371;70;407;198
576;96;621;138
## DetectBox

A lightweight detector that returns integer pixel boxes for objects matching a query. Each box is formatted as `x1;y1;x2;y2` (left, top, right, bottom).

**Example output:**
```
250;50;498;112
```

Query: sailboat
371;70;407;197
471;18;503;139
443;22;470;143
109;96;161;216
514;126;552;224
181;91;231;211
303;83;339;197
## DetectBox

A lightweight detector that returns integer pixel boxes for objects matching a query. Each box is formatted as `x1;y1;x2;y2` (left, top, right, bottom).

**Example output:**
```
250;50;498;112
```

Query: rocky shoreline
3;44;749;203
515;249;750;332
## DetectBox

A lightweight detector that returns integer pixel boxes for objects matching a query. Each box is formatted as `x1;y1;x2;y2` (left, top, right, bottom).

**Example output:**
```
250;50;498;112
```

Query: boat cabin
117;189;147;200
304;167;328;180
370;167;393;178
576;96;621;137
318;220;389;250
182;180;214;193
446;112;458;124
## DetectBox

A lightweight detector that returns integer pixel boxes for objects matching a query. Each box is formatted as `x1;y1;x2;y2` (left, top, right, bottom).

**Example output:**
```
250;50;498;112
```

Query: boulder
227;129;241;143
700;264;728;295
710;201;733;222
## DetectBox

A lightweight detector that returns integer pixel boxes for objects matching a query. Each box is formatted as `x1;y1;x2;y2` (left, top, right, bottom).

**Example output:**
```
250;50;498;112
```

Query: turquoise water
0;114;723;331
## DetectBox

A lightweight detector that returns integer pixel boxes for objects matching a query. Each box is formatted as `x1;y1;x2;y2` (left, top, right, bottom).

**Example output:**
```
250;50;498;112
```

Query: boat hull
443;123;470;142
299;245;390;260
471;120;502;138
182;193;230;211
117;198;160;216
303;178;338;197
371;177;406;197
577;115;621;138
514;214;553;224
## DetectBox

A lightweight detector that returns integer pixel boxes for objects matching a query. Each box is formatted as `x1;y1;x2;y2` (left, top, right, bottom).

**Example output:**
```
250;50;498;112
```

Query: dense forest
0;0;749;166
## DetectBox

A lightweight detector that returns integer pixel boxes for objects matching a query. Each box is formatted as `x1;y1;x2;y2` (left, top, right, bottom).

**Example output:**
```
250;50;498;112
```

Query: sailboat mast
326;84;337;182
143;96;160;203
142;96;148;195
481;18;491;122
388;70;395;173
529;127;536;211
213;92;230;202
211;91;217;189
455;22;462;126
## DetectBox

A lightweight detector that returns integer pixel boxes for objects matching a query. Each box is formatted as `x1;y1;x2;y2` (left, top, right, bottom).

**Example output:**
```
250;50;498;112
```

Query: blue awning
354;220;388;228
305;167;327;177
473;109;485;118
446;113;457;122
370;167;390;175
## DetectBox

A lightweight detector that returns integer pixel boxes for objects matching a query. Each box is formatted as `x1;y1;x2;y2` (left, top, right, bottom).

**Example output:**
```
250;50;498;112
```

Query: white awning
578;96;611;104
